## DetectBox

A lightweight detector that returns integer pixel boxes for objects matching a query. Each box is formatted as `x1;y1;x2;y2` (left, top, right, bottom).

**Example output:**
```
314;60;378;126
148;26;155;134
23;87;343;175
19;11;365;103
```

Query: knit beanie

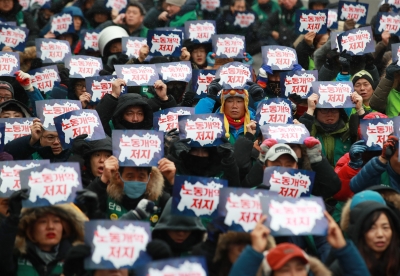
220;89;250;139
351;70;374;88
165;0;186;7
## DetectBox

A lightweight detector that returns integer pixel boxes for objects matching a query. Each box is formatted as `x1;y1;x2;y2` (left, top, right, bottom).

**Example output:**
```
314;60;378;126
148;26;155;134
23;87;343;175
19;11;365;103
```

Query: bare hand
1;46;12;52
44;31;56;39
111;79;126;98
382;30;390;46
246;120;257;135
325;211;346;249
351;91;363;111
154;80;168;101
304;32;316;46
100;156;119;185
344;19;356;31
180;47;190;61
113;13;125;24
29;118;43;146
250;215;270;253
138;45;149;63
272;31;279;40
158;11;168;21
79;92;92;108
111;9;119;20
158;158;176;185
306;93;319;115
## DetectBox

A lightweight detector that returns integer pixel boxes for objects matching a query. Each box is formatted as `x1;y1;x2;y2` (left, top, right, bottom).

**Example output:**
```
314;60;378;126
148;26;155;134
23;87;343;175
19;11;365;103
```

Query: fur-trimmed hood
15;203;87;254
107;166;164;202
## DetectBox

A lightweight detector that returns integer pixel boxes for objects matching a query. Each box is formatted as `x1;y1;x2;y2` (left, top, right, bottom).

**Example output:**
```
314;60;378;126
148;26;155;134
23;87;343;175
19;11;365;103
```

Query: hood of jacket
82;136;112;158
0;0;22;19
0;99;32;117
112;93;153;130
67;78;82;101
15;204;87;254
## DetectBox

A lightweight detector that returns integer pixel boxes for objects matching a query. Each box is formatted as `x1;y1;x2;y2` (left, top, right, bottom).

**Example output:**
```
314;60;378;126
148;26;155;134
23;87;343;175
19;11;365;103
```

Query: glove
206;78;222;101
339;50;352;73
15;71;32;90
364;53;375;70
246;81;264;102
257;64;272;89
304;137;322;164
259;138;278;162
325;48;340;70
0;152;13;161
170;138;191;159
385;62;400;81
348;140;367;169
8;189;29;219
114;53;129;65
59;68;70;87
164;128;180;155
291;63;303;71
130;199;155;220
181;90;196;107
217;141;234;160
381;135;398;160
74;190;99;219
242;52;253;65
63;244;92;276
146;239;173;260
206;52;215;67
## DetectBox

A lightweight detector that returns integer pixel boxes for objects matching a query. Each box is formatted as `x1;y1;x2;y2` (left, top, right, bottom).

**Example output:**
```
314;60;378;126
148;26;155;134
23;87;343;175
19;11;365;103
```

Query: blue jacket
25;87;44;117
350;156;400;193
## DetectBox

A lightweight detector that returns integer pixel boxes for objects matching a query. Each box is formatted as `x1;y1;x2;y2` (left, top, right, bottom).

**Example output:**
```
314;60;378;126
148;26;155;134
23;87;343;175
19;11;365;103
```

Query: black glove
170;138;191;159
246;81;264;102
339;50;352;73
164;128;180;155
146;239;173;260
63;244;92;276
385;62;400;81
217;141;234;160
206;78;222;101
59;68;70;87
114;53;129;66
325;48;340;70
364;53;375;70
74;190;99;219
8;189;29;219
181;90;196;107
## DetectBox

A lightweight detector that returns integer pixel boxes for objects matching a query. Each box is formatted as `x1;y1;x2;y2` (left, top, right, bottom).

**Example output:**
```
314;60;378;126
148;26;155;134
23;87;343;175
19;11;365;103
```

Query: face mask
122;175;150;199
267;81;281;96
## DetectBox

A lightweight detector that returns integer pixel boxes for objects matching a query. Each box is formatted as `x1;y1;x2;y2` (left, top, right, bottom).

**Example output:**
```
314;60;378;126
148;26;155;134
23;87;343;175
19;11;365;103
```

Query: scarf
34;244;59;265
318;119;345;134
225;115;244;130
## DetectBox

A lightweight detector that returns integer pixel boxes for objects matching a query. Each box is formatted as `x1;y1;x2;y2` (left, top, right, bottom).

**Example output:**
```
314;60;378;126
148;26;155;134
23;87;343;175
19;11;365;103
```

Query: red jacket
333;153;360;201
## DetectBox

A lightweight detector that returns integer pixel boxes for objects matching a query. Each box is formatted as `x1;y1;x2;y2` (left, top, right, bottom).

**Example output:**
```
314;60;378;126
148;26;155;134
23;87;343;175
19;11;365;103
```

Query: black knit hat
351;70;374;88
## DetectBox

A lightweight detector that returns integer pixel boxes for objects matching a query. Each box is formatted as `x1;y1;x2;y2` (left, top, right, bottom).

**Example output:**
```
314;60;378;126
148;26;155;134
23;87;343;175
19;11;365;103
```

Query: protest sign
280;70;317;98
385;0;400;12
20;162;82;207
36;99;82;130
256;98;293;125
330;31;342;50
0;160;50;197
147;30;182;57
375;12;400;35
80;29;100;52
136;257;208;276
262;196;328;236
200;0;219;11
84;220;151;269
192;69;216;98
112;130;164;167
85;75;126;103
178;113;225;147
337;26;374;55
114;64;159;86
263;166;315;198
312;81;355;108
212;34;245;58
337;1;369;24
65;55;103;78
153;107;194;132
218;188;276;232
54;110;105;149
295;9;328;34
50;12;75;36
29;65;60;94
360;117;399;151
35;38;71;63
233;11;256;28
0;51;19;76
156;27;184;39
172;175;227;218
215;61;252;89
156;61;192;83
391;43;400;64
0;24;28;51
328;9;338;29
260;123;310;144
184;20;216;44
261;46;298;70
0;118;33;144
0;123;5;152
122;37;147;59
105;0;127;13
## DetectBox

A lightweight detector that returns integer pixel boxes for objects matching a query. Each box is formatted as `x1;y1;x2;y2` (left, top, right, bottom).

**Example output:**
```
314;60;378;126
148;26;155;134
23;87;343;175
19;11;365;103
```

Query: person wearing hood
95;78;176;136
329;190;400;275
0;189;86;275
84;0;111;28
152;198;206;257
32;1;65;30
87;155;171;225
0;0;39;46
67;77;92;109
0;99;32;118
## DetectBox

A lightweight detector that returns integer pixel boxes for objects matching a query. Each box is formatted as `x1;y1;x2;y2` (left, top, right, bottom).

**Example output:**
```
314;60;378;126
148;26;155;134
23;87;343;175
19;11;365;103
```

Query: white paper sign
269;170;312;198
184;116;223;146
259;101;292;125
225;193;262;232
215;36;245;58
118;133;162;166
5;120;32;144
340;29;371;55
42;102;81;128
0;163;42;194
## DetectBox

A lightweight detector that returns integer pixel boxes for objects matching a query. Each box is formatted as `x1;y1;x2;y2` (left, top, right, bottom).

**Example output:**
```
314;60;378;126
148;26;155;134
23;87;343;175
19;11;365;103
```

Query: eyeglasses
42;135;60;143
318;109;339;114
0;96;12;101
75;83;86;90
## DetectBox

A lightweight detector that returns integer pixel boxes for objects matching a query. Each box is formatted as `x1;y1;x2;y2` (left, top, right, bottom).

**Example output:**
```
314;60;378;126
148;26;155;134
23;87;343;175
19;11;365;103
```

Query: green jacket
386;88;400;117
251;1;281;23
17;259;63;276
169;10;197;27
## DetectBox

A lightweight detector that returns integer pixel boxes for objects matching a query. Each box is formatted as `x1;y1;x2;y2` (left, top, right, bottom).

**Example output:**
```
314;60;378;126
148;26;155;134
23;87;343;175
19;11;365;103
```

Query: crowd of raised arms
1;0;400;275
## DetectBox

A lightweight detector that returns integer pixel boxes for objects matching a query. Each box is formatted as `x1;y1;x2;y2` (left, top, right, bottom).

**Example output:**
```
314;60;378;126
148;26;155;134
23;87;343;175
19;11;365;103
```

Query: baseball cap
0;81;14;97
265;243;308;271
262;144;298;163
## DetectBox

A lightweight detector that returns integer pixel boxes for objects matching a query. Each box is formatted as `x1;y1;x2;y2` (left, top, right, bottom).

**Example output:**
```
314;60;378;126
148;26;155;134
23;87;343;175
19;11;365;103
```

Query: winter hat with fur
220;89;250;138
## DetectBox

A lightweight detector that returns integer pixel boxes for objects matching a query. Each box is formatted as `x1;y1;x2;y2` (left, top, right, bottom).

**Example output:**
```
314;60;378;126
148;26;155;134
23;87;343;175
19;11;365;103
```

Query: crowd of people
0;0;400;275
